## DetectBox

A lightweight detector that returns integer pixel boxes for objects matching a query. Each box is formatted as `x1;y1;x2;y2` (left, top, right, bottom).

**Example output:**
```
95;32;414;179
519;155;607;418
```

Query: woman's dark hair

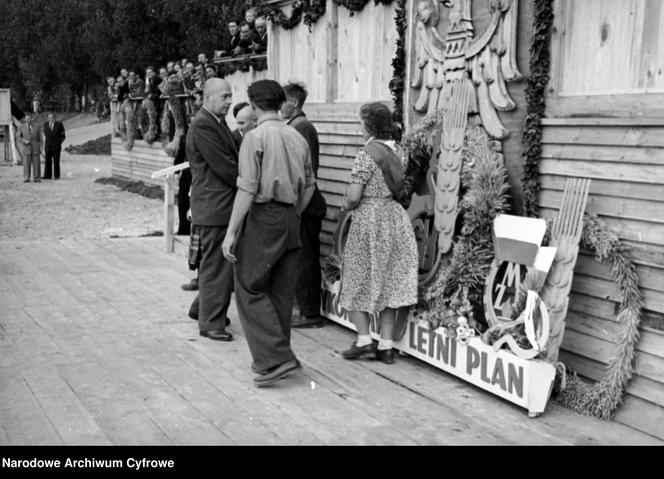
248;79;286;111
359;102;397;140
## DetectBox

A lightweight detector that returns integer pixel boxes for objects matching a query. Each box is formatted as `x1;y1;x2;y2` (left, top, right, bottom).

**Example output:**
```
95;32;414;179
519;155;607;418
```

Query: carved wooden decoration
540;178;591;363
410;0;521;254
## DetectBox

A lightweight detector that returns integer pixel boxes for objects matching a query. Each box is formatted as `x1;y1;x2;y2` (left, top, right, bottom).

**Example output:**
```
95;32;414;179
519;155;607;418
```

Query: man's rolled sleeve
236;133;261;196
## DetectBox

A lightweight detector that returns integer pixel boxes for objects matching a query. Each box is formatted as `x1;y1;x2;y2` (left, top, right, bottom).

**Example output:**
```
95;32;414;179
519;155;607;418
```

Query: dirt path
0;151;163;240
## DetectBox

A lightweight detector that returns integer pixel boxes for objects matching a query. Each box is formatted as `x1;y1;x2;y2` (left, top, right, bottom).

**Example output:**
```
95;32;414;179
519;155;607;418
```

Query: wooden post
326;2;339;103
8;121;18;166
164;173;175;253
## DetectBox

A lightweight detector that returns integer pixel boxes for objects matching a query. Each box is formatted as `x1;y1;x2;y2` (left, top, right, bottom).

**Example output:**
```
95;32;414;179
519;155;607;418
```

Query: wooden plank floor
0;237;661;445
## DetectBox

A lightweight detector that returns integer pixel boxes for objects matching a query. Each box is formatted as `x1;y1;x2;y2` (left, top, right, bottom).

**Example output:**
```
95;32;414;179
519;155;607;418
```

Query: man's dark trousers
177;168;192;235
191;225;233;332
295;199;324;317
234;202;301;372
44;147;61;179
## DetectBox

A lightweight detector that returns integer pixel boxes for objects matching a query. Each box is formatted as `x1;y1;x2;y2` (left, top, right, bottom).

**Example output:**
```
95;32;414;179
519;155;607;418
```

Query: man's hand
186;209;192;221
222;233;237;263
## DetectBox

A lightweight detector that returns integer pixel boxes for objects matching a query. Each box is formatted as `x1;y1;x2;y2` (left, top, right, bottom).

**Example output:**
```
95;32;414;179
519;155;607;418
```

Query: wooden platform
0;237;661;445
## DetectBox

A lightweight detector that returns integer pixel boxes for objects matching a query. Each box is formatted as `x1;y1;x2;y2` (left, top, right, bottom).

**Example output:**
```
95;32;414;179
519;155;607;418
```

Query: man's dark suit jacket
252;33;267;54
187;107;238;226
288;112;326;219
227;34;240;53
43;121;66;151
231;128;243;149
289;112;319;176
146;77;163;100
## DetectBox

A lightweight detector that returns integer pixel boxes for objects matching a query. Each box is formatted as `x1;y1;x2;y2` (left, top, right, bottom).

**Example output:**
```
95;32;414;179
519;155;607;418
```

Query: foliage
65;134;112;155
553;214;643;420
399;110;444;202
332;0;394;16
0;0;239;110
411;126;510;333
389;0;407;139
521;0;554;217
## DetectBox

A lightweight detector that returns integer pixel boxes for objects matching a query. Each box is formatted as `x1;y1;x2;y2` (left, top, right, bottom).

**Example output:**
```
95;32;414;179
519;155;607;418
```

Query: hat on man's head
247;79;286;111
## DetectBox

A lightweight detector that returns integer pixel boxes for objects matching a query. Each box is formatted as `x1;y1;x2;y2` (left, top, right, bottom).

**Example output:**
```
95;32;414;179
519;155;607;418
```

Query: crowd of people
181;75;419;387
101;8;269;119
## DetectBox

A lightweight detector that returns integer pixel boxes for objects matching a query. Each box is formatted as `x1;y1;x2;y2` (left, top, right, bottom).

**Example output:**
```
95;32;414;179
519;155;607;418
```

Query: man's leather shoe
291;315;323;329
181;279;199;291
376;348;395;364
253;359;301;387
341;342;377;360
33;178;41;182
199;329;233;341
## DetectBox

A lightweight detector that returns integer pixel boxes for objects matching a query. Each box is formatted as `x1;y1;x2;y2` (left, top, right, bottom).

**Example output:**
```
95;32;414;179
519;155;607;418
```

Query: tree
0;0;255;110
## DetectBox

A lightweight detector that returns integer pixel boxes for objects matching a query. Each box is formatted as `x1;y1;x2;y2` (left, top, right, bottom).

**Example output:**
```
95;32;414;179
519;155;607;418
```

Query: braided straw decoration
540;178;590;363
434;76;472;254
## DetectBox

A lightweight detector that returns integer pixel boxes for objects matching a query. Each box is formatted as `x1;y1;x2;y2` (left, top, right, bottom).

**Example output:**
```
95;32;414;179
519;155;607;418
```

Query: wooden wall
223;67;269;128
111;137;173;187
543;0;664;440
269;1;398;258
267;6;329;102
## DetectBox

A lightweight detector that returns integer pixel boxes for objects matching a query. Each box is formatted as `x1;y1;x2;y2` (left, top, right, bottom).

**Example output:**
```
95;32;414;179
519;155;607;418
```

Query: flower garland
389;0;407;139
333;0;394;16
304;0;327;27
254;0;394;31
553;214;643;420
122;99;137;151
521;0;554;218
140;98;159;144
411;123;511;333
399;110;444;202
256;1;305;30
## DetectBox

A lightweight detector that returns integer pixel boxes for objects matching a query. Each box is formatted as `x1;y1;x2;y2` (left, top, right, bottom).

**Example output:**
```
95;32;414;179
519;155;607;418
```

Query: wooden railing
151;162;190;253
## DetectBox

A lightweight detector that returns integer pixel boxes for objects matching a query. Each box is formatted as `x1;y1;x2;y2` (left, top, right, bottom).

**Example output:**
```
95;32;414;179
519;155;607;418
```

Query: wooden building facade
539;0;664;439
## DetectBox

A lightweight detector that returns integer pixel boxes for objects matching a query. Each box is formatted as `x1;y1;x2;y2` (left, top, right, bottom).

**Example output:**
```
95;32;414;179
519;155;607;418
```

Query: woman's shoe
376;348;395;364
341;342;376;360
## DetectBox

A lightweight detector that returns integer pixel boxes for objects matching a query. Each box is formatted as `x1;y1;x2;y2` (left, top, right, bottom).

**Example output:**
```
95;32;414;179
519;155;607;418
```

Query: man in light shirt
222;79;315;387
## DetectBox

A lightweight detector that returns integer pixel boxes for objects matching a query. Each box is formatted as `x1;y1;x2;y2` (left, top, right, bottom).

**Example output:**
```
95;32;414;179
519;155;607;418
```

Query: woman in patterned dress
338;103;419;364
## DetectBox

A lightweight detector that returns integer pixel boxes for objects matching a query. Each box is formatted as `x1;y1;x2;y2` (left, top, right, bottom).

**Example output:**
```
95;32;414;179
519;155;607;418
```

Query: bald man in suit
186;78;238;342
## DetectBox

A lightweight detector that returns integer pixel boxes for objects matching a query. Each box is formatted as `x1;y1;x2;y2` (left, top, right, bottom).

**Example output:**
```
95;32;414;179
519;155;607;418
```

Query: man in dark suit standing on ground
186;78;238;342
42;113;65;179
280;82;327;328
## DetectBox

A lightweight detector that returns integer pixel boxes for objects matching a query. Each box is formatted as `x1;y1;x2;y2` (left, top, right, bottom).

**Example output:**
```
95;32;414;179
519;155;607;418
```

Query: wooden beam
326;2;338;103
164;174;175;253
151;162;189;179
